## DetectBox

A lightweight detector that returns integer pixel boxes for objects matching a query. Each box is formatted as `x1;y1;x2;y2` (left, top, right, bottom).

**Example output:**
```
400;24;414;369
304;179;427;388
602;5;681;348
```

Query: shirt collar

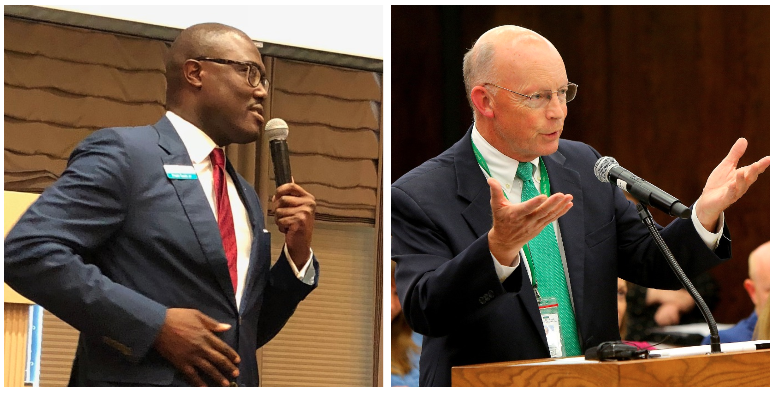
471;123;540;195
166;111;220;164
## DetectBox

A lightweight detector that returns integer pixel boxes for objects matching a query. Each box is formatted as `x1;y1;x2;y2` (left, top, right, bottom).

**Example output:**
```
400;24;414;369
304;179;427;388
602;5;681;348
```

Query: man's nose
545;93;566;119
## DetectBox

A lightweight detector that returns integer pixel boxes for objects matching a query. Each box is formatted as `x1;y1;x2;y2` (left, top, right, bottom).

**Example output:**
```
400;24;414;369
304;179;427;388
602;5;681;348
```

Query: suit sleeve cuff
284;244;315;285
491;251;520;282
691;203;725;250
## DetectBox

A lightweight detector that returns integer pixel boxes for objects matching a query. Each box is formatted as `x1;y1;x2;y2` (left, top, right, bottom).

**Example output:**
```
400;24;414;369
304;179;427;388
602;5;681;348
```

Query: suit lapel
544;149;585;324
454;126;546;340
154;117;238;312
455;128;493;238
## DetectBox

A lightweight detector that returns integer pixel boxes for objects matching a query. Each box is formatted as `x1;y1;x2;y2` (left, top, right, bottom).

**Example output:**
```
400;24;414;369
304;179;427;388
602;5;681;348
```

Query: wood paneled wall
391;5;769;324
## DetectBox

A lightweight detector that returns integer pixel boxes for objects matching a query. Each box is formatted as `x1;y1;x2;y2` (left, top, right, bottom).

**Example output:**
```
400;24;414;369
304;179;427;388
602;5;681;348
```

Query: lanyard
471;139;551;297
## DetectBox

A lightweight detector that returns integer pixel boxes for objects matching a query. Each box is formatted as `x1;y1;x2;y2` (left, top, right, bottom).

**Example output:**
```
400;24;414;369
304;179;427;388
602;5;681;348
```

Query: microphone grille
594;156;619;183
265;118;288;141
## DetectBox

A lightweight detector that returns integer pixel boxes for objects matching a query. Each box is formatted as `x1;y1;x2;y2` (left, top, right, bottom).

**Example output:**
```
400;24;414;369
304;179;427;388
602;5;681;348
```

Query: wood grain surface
452;349;769;386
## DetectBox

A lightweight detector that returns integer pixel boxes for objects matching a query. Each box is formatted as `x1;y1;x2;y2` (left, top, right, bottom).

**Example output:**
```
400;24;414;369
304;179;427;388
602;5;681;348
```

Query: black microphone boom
266;118;292;188
594;157;691;219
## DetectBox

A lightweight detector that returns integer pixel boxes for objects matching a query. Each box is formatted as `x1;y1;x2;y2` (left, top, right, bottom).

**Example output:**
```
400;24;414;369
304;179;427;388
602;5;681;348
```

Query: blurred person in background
391;260;421;387
625;273;719;342
752;296;769;340
702;241;769;344
618;278;654;350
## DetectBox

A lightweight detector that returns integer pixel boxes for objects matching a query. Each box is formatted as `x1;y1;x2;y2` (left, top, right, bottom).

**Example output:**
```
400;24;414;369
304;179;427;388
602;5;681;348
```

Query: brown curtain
4;18;168;192
266;58;382;223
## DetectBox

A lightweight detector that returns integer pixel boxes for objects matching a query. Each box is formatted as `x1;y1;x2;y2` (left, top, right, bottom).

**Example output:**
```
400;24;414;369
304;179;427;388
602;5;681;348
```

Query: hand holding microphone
266;119;316;266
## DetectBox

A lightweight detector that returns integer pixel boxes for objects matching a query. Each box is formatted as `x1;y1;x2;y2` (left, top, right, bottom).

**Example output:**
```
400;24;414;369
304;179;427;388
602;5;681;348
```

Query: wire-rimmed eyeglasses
484;82;578;109
194;57;269;89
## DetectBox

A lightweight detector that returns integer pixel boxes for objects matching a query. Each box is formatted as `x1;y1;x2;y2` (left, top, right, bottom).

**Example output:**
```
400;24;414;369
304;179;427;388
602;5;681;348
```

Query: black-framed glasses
194;57;269;89
484;82;578;109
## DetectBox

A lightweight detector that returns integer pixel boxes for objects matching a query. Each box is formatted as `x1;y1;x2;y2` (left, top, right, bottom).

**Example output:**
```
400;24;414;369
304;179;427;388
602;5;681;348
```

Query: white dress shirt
470;124;724;284
166;111;313;309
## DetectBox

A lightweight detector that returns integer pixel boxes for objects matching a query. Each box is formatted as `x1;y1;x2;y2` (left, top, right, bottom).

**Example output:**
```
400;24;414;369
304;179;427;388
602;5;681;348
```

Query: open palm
695;138;770;231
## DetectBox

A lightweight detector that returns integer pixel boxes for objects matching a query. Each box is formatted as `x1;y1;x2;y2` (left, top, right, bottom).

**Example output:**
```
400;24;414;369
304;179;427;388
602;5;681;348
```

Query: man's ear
743;278;757;305
183;59;204;89
471;86;495;118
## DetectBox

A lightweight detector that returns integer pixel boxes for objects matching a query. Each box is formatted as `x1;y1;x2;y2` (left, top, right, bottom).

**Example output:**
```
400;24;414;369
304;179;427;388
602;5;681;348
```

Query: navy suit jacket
391;127;730;386
4;116;318;386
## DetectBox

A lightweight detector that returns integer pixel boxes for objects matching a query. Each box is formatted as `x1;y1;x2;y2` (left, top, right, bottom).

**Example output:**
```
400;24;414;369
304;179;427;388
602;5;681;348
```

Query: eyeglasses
194;57;269;89
484;82;578;109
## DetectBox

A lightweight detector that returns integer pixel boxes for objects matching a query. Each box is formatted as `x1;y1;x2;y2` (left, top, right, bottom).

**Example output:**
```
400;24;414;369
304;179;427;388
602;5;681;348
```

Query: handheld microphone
265;118;292;188
594;157;691;219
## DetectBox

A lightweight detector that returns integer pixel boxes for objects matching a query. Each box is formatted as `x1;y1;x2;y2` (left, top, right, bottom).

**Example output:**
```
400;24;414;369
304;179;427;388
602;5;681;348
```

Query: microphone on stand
592;156;722;355
594;156;691;219
265;118;292;188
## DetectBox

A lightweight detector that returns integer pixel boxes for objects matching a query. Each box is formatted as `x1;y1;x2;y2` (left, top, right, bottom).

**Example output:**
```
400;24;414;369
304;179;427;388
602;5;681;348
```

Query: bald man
5;23;318;387
702;241;770;345
391;25;769;386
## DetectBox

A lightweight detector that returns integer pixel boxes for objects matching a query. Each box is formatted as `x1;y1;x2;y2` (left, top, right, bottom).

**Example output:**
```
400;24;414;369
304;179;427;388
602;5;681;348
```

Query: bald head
745;241;770;308
463;25;562;115
165;23;253;105
748;241;769;281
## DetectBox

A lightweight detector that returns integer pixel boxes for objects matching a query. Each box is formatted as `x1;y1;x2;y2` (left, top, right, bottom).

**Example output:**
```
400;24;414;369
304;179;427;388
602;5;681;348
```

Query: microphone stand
635;202;721;354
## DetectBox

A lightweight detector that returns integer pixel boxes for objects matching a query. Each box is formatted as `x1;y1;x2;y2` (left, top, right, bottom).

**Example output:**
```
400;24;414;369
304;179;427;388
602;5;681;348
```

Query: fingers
745;156;771;180
275;194;315;209
205;334;241;366
197;313;240;364
487;177;508;210
181;364;207;387
196;311;231;332
534;193;574;226
273;181;315;235
722;137;748;167
194;319;240;386
731;155;770;197
274;182;313;200
194;358;231;387
491;192;572;241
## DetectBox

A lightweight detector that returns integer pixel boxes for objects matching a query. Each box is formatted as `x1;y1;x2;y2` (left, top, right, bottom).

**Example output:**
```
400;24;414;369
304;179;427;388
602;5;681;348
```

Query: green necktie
517;161;581;357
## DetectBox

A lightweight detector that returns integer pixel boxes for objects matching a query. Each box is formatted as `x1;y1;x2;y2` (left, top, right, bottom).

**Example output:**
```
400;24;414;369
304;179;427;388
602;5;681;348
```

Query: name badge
164;165;198;180
538;297;564;358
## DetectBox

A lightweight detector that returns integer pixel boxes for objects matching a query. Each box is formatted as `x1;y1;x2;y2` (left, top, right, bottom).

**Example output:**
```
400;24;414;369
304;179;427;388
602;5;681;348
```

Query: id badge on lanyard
538;296;564;358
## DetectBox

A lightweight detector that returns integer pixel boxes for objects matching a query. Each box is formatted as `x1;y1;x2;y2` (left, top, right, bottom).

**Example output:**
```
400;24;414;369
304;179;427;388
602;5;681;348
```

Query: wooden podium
451;349;769;386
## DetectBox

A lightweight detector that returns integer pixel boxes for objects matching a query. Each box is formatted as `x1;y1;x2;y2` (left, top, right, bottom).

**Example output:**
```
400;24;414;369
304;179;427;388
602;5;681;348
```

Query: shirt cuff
491;251;521;282
284;244;315;285
690;203;725;250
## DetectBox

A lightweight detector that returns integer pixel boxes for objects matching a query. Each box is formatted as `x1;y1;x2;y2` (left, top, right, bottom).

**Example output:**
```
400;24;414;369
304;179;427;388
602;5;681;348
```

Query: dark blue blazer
391;127;730;386
4;116;318;386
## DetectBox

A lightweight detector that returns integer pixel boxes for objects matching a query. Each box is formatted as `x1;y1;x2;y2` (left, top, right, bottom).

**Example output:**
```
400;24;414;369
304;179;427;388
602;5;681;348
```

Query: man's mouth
250;106;264;122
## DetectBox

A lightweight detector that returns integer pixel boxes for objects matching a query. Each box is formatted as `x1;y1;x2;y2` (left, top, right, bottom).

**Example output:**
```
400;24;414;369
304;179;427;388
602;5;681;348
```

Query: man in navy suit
391;25;770;386
4;23;318;387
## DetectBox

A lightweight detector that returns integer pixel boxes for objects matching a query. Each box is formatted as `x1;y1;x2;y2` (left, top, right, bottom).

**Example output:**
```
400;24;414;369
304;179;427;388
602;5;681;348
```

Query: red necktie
210;148;238;293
